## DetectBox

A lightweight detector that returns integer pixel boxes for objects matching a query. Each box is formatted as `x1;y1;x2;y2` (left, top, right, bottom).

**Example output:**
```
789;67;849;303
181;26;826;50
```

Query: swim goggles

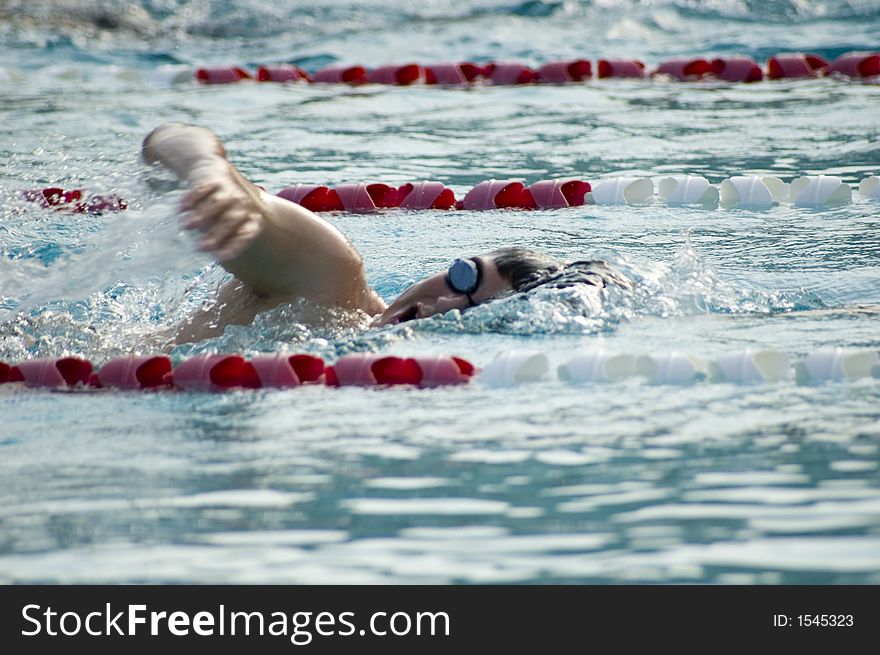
445;258;483;307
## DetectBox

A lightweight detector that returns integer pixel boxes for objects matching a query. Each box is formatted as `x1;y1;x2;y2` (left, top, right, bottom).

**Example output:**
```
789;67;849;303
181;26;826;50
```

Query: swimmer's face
374;256;512;327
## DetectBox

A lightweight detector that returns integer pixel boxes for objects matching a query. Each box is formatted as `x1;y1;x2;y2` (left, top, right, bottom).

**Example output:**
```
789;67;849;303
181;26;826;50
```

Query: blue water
0;0;879;583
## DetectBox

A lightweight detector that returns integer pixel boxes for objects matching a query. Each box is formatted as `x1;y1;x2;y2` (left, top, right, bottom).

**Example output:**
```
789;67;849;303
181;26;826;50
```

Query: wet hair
487;247;633;293
487;247;563;292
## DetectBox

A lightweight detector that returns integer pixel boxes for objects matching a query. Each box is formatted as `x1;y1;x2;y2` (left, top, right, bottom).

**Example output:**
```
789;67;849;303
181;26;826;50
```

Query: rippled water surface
0;0;879;583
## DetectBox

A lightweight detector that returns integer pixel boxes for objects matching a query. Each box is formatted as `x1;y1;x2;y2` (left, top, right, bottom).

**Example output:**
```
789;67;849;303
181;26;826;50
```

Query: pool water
0;0;878;583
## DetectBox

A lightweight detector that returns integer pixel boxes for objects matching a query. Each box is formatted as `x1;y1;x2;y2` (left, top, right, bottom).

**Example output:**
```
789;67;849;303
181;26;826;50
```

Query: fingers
194;207;254;256
178;183;263;261
179;184;237;228
179;182;220;211
181;195;245;234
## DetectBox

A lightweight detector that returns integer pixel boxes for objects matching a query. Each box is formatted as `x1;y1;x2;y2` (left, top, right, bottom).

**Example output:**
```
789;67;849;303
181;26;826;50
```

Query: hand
178;180;264;262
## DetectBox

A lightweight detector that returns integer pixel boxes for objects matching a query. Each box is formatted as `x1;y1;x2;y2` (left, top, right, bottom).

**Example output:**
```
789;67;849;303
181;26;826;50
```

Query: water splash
171;298;380;361
1;194;209;312
0;189;223;360
402;245;827;339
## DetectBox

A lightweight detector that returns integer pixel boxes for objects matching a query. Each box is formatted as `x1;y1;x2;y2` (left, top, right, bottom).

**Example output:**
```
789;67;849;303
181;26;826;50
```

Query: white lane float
708;349;791;383
859;176;880;200
146;64;194;86
718;175;788;208
477;351;550;387
657;175;719;206
794;349;880;384
635;351;708;384
557;350;637;383
789;175;852;207
587;177;654;205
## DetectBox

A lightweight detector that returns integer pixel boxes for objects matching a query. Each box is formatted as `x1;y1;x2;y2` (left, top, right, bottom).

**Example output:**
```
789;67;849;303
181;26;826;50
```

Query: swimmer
142;123;631;343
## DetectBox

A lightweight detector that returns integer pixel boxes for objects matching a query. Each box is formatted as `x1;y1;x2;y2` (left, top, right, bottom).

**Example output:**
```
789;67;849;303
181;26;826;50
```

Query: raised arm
142;123;385;314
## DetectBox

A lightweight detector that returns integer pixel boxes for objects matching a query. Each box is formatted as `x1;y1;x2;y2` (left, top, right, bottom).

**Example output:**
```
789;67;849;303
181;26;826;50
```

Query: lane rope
19;174;879;216
2;348;878;391
187;51;879;86
279;174;877;211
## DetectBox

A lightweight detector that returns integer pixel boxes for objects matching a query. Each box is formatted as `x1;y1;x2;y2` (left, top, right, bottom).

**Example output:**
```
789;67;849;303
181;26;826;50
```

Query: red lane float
652;58;711;81
171;354;325;390
460;179;591;210
23;187;84;211
3;353;329;391
709;56;763;82
827;51;880;78
366;64;424;85
85;195;127;213
767;53;829;79
195;67;252;84
412;355;476;387
188;52;880;88
483;62;539;85
172;355;262;391
537;60;592;83
277;182;455;212
425;62;484;85
324;353;474;387
311;65;368;84
525;179;591;209
7;357;93;388
22;188;127;214
325;354;420;386
397;182;457;210
249;354;325;386
256;65;309;83
332;183;404;210
277;184;344;212
597;59;646;78
460;180;530;210
92;355;173;389
276;184;387;212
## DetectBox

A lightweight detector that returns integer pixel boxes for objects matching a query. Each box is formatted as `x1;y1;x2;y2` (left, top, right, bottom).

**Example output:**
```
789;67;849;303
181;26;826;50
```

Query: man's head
374;247;562;326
